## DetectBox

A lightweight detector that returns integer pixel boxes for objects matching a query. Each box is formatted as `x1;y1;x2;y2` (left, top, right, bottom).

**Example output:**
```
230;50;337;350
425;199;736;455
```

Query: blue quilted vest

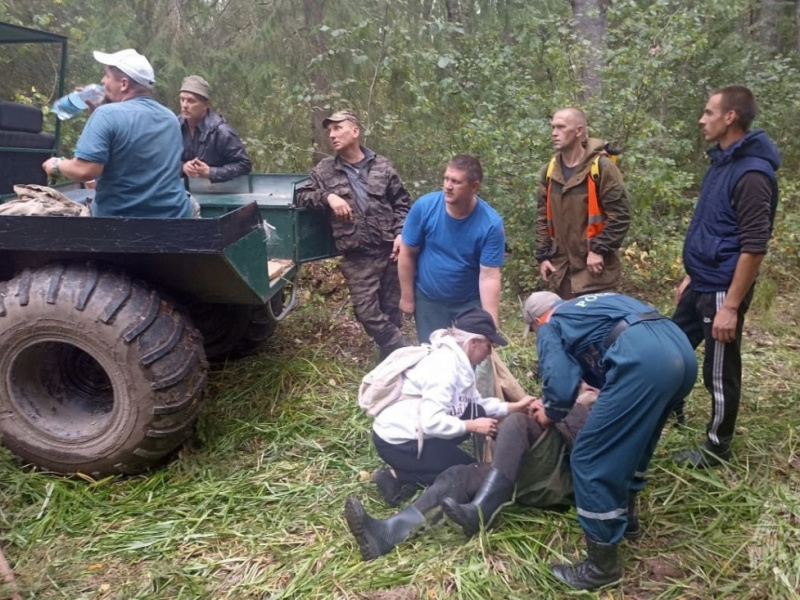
683;129;779;292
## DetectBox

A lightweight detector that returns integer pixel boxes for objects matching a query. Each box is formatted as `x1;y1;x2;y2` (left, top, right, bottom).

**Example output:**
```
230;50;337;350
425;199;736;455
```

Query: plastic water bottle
52;84;106;120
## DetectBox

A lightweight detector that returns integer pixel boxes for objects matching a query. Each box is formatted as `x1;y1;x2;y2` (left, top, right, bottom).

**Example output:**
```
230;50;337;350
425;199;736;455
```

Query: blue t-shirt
402;191;505;302
75;97;191;218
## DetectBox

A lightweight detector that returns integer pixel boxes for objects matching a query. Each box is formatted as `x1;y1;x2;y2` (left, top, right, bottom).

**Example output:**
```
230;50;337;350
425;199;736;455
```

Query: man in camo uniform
296;111;411;359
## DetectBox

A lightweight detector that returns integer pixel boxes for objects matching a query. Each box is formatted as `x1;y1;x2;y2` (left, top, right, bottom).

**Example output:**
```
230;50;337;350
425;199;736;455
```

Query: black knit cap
452;306;508;346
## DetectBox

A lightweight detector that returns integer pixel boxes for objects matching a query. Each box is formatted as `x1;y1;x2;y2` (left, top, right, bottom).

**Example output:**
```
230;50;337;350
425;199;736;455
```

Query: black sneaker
372;468;416;507
674;440;732;468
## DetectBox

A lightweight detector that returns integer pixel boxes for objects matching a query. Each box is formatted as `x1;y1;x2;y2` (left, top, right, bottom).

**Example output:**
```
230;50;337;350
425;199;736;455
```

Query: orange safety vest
545;154;611;241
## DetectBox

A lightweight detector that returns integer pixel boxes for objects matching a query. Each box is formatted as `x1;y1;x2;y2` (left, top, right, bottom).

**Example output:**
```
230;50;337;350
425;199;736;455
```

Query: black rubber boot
552;538;622;590
344;496;426;561
373;468;417;507
624;491;641;541
441;468;514;538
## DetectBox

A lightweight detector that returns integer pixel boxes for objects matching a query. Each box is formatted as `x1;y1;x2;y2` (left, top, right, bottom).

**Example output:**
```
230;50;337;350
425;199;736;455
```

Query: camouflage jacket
296;147;411;254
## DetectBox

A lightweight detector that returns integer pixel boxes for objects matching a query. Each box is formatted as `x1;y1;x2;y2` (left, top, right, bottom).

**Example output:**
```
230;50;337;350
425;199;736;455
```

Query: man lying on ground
344;383;603;561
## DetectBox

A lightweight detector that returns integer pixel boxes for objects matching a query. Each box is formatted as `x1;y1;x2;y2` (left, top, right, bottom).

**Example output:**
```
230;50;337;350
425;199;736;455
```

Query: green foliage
2;0;799;291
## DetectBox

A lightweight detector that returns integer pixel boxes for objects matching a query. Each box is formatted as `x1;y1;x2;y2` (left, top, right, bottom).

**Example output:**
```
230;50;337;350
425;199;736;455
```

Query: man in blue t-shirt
43;49;191;218
398;154;505;342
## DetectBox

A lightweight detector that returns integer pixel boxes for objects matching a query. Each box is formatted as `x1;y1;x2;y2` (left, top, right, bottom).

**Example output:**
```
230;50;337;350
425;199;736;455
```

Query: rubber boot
344;496;426;561
373;468;417;507
624;491;641;541
552;538;622;590
441;468;514;538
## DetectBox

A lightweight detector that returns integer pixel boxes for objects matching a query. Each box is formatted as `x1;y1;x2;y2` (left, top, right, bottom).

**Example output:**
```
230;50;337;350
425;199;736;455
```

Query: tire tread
45;264;65;304
75;266;99;311
99;276;132;324
0;263;208;476
16;268;32;306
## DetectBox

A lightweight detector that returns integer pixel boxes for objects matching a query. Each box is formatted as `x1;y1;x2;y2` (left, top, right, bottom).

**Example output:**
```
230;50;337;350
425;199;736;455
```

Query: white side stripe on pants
709;290;727;446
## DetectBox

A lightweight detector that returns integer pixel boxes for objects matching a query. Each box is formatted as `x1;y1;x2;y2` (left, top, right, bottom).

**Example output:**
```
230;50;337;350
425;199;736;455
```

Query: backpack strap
545;157;557;238
545;156;557;182
590;154;601;182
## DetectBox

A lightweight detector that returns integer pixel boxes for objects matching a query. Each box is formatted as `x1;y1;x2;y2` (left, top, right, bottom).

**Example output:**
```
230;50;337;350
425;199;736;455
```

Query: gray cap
180;75;211;100
522;291;561;337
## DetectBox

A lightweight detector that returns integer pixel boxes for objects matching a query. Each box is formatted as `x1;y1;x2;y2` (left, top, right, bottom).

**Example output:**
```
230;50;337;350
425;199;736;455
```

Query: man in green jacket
535;108;631;299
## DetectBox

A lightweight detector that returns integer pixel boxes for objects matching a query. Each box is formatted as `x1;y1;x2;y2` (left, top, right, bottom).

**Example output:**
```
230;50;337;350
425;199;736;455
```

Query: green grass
1;279;799;599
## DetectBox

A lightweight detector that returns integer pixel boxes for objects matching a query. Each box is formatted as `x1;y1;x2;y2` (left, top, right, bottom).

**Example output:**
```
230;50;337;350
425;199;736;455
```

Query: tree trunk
757;0;781;50
797;0;800;51
445;0;462;23
571;0;605;100
302;0;331;166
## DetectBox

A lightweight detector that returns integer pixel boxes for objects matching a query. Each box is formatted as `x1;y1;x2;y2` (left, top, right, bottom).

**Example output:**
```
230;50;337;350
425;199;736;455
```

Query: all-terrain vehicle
0;22;336;476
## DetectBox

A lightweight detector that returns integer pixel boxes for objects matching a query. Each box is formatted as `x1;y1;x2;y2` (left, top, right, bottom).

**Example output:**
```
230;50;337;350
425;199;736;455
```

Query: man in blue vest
673;85;780;468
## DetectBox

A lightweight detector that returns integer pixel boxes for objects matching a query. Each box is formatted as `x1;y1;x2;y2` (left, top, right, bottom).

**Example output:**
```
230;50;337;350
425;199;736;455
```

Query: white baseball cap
93;49;155;89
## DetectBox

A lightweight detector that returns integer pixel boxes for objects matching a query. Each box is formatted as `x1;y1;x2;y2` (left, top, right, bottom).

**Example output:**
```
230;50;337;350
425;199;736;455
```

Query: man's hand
390;234;402;262
712;305;738;344
529;398;553;427
675;275;691;306
577;381;600;406
183;158;211;178
42;157;61;178
326;193;353;221
466;417;498;436
509;395;535;414
587;250;604;276
540;260;555;282
399;296;415;318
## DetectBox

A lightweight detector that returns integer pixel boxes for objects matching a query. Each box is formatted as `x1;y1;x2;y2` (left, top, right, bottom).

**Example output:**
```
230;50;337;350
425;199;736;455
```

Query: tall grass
1;277;798;599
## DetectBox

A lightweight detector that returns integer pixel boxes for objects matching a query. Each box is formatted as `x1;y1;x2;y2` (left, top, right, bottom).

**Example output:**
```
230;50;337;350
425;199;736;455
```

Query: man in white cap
178;75;252;184
43;49;191;218
522;290;696;591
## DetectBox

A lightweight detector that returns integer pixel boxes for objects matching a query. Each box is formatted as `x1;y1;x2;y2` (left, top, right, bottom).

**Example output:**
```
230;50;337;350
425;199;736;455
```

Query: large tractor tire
190;293;284;362
0;263;208;476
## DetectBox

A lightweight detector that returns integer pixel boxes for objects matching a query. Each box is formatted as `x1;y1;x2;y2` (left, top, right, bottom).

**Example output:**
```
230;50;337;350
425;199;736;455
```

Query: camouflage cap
322;110;361;129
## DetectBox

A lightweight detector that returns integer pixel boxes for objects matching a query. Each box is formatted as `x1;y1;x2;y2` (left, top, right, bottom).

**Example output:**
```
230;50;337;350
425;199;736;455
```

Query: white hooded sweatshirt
372;331;508;445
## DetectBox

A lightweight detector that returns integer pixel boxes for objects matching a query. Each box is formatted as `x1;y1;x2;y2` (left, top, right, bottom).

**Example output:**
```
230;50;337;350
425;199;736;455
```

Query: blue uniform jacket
537;293;662;422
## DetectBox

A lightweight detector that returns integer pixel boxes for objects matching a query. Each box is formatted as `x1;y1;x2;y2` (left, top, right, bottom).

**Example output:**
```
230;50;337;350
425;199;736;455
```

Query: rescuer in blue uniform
523;291;697;590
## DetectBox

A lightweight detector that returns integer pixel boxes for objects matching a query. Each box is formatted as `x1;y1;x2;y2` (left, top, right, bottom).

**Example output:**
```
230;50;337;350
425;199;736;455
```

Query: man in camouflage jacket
296;111;411;358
